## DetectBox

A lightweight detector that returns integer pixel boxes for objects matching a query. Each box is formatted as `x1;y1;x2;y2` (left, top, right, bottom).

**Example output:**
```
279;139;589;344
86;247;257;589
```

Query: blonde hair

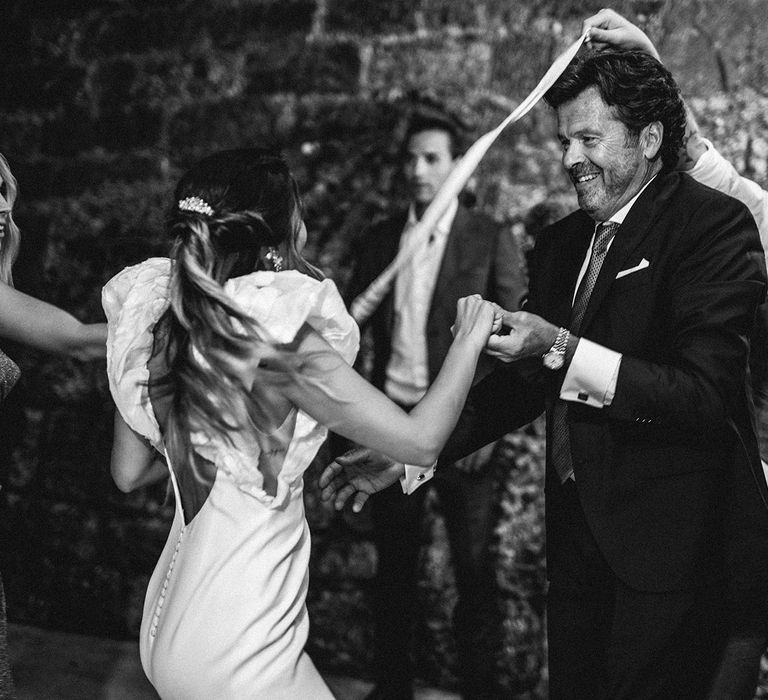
0;154;22;286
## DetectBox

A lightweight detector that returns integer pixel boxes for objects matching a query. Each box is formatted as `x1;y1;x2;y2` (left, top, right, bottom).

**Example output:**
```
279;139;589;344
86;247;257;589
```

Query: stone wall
1;0;767;695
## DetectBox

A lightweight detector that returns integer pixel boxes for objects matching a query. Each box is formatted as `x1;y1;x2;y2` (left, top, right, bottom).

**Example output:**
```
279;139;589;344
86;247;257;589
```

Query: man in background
345;106;527;699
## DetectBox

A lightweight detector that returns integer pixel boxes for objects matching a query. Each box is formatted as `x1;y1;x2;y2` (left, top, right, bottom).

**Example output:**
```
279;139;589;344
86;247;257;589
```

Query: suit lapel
579;173;676;332
379;211;409;330
384;211;409;269
431;205;468;310
541;213;593;328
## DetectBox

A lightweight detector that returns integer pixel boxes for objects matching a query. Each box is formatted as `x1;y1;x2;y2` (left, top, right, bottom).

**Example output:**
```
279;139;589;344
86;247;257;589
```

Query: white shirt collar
407;197;459;239
602;174;657;227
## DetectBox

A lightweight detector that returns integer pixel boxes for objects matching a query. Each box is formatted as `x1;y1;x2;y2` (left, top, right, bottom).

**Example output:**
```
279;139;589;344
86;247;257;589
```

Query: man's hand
319;447;405;513
485;310;559;363
582;9;707;172
582;8;660;60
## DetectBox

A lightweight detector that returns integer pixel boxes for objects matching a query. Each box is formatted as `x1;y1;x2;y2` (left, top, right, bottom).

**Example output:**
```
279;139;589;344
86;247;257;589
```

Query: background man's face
556;86;653;222
404;129;456;209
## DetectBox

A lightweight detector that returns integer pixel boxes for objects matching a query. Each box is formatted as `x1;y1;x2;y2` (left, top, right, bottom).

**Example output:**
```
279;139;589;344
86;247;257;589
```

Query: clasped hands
483;306;560;364
453;296;560;363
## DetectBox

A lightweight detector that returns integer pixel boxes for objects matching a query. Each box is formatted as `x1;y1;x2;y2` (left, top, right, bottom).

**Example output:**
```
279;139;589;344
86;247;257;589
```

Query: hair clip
178;196;214;216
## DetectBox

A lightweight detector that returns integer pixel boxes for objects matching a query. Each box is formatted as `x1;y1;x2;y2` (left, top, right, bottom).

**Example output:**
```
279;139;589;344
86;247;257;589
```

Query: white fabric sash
350;31;588;324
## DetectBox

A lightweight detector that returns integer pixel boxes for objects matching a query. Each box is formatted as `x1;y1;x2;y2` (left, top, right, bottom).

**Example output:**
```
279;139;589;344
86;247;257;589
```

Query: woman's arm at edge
0;282;106;360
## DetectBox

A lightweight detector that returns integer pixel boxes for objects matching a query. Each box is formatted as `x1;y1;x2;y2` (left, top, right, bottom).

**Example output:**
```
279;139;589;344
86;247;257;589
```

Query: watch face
543;351;564;370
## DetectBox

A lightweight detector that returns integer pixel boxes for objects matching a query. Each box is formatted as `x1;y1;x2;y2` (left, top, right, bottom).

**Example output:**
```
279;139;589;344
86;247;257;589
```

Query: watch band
549;327;570;355
542;327;570;370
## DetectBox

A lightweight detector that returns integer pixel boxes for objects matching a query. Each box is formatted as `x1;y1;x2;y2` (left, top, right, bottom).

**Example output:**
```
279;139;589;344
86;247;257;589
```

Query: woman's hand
451;295;497;347
582;8;660;60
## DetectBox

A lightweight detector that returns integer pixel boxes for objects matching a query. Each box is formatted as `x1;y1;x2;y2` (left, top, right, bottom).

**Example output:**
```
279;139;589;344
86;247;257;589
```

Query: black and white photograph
1;1;767;698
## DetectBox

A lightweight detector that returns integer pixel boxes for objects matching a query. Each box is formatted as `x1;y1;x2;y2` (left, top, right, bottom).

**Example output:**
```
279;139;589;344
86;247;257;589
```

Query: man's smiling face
557;86;657;222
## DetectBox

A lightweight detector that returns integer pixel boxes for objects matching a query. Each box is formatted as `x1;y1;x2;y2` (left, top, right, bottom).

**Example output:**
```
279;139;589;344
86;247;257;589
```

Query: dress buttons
416;473;425;481
151;528;184;642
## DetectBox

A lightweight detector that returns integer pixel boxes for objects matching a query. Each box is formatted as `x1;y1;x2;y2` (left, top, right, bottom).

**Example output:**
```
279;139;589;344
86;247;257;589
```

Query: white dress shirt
385;198;459;405
391;199;458;494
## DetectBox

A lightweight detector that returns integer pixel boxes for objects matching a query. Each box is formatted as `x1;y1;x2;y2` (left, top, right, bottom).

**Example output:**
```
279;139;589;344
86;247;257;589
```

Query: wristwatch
542;327;570;370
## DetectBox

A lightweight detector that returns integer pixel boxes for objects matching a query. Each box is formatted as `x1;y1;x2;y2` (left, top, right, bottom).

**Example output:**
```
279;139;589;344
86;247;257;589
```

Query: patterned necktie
551;221;619;483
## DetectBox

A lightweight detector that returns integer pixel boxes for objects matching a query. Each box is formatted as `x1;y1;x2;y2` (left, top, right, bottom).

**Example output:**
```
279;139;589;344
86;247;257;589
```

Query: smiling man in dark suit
324;51;768;699
344;107;526;700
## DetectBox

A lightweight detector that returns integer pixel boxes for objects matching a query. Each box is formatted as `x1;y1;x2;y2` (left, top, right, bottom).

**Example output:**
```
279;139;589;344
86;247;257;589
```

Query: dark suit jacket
440;172;768;594
346;203;527;390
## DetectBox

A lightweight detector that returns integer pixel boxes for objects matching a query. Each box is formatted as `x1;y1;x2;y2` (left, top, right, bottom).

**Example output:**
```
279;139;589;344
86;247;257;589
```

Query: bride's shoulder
102;258;171;451
102;257;172;316
227;270;359;362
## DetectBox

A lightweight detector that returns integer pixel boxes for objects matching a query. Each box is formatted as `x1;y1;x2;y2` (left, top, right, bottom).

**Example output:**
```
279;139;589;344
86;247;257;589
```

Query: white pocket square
616;258;650;279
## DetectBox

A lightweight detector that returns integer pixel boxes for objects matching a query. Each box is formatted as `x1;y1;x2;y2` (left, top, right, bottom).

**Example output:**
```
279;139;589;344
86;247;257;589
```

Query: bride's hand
490;302;505;335
451;295;497;346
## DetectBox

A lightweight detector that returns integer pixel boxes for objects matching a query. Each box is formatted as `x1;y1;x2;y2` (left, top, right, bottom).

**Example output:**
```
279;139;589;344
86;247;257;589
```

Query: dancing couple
81;8;768;700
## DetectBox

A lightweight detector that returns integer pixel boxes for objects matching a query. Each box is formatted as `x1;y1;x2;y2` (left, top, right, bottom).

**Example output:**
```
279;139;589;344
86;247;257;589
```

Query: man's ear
641;121;663;160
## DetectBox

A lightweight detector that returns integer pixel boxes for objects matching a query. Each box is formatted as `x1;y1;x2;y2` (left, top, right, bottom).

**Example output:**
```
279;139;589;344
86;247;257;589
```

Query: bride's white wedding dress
103;258;359;699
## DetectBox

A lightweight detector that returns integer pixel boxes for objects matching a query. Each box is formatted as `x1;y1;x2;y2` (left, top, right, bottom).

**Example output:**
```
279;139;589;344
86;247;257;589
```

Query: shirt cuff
560;338;622;408
400;462;436;494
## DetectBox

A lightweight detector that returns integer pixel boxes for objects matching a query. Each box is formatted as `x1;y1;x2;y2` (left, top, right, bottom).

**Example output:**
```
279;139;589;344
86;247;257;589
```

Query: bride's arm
278;296;496;466
111;412;168;492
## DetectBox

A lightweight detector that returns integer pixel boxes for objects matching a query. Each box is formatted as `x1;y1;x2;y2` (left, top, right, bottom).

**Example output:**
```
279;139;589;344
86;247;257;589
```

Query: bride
104;147;498;698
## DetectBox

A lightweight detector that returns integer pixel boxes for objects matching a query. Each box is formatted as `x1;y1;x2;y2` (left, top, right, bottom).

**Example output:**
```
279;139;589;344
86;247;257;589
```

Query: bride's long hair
151;148;321;481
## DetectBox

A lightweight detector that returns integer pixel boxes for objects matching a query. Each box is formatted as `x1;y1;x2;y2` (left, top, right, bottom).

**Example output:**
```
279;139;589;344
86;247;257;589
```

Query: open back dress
104;258;358;699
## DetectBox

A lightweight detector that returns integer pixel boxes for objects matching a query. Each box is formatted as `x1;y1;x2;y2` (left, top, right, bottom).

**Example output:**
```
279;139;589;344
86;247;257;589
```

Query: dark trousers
707;446;768;699
0;575;13;699
370;462;502;698
546;480;728;700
